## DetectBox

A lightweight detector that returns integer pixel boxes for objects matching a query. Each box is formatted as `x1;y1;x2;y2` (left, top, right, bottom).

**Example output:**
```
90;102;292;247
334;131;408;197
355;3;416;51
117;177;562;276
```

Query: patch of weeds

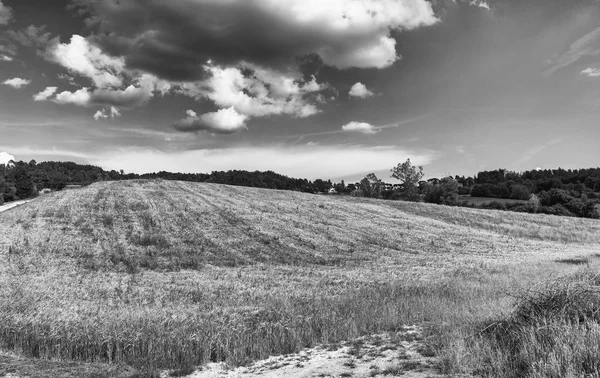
79;224;95;238
380;344;397;352
326;343;341;351
416;343;436;357
102;214;114;228
401;361;422;370
381;365;405;376
130;233;170;249
169;366;195;377
139;212;155;230
554;257;589;265
55;207;69;219
348;341;363;357
370;336;383;347
130;201;150;211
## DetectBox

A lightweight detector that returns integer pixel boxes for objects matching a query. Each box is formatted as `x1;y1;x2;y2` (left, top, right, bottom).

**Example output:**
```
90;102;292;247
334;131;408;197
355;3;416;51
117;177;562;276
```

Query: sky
1;0;600;182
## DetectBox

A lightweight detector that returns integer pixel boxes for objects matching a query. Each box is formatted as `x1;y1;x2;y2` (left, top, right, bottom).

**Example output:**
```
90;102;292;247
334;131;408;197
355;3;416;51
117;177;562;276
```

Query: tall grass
440;269;600;377
1;180;600;374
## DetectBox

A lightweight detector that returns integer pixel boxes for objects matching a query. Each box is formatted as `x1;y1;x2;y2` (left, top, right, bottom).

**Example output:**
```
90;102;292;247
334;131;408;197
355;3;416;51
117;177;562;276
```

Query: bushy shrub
471;183;510;198
510;184;531;200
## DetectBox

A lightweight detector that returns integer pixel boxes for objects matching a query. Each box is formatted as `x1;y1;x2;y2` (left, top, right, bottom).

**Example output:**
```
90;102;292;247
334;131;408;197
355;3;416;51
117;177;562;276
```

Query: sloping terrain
1;180;599;377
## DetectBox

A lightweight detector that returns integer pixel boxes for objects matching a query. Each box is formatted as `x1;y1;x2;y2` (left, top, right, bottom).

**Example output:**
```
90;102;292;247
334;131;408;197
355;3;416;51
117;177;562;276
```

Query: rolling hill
1;179;599;377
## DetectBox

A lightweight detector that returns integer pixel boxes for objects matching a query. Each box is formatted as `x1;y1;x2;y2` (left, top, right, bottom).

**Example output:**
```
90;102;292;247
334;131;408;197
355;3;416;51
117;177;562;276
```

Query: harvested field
1;179;599;377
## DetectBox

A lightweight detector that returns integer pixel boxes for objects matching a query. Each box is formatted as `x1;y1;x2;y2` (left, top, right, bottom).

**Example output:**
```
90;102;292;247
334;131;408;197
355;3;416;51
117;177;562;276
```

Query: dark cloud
68;0;438;81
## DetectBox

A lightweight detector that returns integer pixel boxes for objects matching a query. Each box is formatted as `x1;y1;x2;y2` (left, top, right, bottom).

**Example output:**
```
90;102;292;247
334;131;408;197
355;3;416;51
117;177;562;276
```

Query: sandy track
162;326;444;378
0;199;33;214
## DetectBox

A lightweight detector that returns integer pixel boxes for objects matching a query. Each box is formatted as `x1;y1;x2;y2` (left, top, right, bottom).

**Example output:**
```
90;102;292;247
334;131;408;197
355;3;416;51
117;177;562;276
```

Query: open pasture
1;180;600;377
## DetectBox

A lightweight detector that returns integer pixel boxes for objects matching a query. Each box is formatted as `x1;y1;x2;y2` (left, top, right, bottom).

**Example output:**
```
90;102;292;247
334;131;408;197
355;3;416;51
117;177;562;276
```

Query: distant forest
1;159;599;219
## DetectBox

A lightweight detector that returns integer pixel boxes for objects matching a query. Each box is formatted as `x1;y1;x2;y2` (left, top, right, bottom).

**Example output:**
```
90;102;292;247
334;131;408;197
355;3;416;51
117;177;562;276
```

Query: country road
0;199;33;214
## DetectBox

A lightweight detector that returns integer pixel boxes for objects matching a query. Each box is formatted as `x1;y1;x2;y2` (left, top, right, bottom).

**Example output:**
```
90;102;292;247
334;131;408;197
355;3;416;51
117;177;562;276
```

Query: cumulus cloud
341;121;380;134
47;34;125;88
93;109;107;120
54;87;91;106
349;82;374;98
70;0;438;79
173;107;248;134
93;106;121;120
2;77;31;88
581;67;600;77
179;63;324;120
33;86;58;101
0;0;13;25
0;54;12;61
0;151;15;165
47;74;168;108
469;1;490;10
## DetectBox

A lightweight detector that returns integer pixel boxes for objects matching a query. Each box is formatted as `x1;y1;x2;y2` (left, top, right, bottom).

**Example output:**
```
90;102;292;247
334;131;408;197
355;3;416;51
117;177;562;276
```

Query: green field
1;180;600;377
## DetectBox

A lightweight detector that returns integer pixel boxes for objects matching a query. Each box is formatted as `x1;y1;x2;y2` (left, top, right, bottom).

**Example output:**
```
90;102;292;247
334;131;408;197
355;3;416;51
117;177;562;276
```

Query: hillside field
1;180;600;377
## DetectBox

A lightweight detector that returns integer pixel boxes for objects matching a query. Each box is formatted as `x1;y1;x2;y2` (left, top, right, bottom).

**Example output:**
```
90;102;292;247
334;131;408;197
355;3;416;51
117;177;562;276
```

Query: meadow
1;179;600;377
457;195;528;207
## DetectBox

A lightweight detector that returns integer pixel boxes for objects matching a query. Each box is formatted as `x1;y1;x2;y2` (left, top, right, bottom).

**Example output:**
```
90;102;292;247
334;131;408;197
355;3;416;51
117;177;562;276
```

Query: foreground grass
1;180;599;375
439;266;600;377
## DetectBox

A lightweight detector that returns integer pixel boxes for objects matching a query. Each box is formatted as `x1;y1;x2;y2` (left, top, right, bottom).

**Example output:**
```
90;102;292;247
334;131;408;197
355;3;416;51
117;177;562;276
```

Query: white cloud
0;0;13;25
0;151;15;165
2;77;31;88
468;1;490;10
478;2;490;10
581;67;600;77
54;87;92;106
91;85;152;108
544;26;600;76
0;54;13;61
93;109;108;121
33;86;58;101
173;107;248;134
179;63;324;121
349;82;374;98
110;106;121;118
341;121;380;134
93;106;122;120
50;74;168;111
48;35;125;88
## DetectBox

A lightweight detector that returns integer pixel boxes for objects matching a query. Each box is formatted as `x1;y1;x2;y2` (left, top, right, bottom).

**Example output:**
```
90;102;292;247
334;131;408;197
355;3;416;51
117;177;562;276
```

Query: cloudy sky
1;0;599;181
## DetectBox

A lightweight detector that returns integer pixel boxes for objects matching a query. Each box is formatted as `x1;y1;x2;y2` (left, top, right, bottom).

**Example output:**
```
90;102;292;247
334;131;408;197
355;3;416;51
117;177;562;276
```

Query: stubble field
1;179;600;377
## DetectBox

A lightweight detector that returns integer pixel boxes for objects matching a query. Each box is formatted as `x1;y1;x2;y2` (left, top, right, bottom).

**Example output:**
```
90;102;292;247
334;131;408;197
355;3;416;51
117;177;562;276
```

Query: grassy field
458;195;528;207
1;179;600;377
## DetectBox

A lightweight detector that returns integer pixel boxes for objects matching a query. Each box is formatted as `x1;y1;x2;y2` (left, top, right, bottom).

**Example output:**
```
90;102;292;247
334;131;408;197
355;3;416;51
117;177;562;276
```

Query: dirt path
0;199;33;214
161;326;445;378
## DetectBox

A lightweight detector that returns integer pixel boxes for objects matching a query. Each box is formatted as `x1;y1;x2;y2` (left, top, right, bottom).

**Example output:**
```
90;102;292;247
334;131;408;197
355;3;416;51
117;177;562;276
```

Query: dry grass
0;179;599;376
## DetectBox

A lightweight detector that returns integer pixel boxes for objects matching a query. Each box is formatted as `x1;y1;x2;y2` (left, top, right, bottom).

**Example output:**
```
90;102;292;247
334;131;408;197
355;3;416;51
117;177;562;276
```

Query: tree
391;159;424;201
424;177;459;205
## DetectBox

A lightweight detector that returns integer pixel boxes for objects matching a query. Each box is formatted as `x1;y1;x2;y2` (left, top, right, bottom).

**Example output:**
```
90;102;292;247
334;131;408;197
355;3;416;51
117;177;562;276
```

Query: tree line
1;159;598;219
